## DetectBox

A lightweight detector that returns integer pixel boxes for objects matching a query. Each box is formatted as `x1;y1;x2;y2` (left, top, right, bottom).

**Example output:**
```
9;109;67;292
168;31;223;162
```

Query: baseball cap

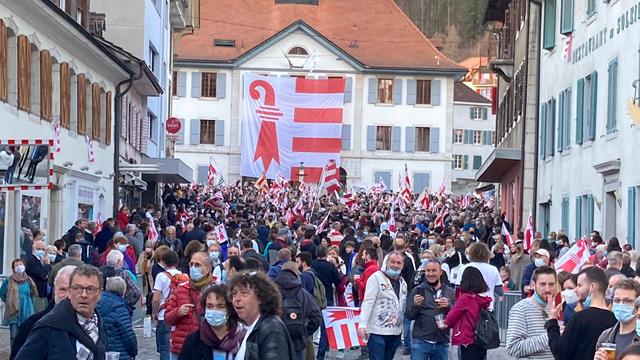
535;249;550;258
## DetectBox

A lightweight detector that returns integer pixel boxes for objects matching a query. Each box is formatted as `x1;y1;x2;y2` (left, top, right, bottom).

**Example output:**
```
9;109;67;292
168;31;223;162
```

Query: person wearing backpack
274;262;322;360
444;266;492;360
99;250;142;316
152;249;183;360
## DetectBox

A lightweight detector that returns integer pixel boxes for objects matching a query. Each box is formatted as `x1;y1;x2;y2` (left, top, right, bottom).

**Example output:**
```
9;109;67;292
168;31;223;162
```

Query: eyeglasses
69;285;100;295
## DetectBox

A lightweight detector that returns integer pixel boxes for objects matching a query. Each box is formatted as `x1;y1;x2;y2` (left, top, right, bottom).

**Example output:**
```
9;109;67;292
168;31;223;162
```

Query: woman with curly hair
228;270;295;360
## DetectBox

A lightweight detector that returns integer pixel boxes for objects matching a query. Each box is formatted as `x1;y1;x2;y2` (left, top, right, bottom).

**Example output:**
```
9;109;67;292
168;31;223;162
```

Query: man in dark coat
94;219;115;254
25;240;52;311
241;239;269;271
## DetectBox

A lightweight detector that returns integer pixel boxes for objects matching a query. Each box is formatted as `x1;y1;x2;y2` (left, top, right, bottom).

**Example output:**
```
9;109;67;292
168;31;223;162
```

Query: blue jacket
520;262;536;294
96;291;137;360
267;260;285;280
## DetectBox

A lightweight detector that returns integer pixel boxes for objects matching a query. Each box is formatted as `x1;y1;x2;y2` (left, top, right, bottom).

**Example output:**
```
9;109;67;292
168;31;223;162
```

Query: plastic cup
435;314;446;328
600;343;616;360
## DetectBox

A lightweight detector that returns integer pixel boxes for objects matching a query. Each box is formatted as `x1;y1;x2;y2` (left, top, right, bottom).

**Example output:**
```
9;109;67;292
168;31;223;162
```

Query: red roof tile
454;82;491;104
175;0;464;71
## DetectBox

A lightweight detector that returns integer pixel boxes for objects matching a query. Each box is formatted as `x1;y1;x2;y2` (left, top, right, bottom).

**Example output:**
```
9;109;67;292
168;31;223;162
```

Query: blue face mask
190;266;203;281
204;309;227;327
47;254;57;263
220;269;228;283
612;303;636;323
209;251;220;260
583;293;592;309
636;318;640;337
206;240;215;248
118;244;127;253
420;258;429;267
386;268;401;278
34;250;45;259
533;292;547;306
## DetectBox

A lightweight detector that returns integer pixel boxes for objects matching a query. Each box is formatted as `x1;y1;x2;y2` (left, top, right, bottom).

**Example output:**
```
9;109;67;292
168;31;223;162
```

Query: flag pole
310;163;327;220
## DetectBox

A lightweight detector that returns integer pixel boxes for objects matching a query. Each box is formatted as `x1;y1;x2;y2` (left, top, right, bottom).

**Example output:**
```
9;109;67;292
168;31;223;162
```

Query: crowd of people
5;182;640;360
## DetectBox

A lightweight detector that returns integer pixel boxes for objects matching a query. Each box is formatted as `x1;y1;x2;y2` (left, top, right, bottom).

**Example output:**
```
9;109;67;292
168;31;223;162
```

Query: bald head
393;236;407;251
54;265;77;303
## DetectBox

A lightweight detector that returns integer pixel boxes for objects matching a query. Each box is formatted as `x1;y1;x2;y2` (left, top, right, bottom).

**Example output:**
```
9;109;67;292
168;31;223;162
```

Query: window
416;79;431;105
415;127;431;152
560;0;574;34
576;194;594;239
377;78;393;104
201;72;217;98
148;45;158;74
376;126;391;150
470;107;482;120
288;47;308;56
587;0;596;17
543;0;556;49
76;7;83;24
561;197;570;235
558;87;571;151
148;111;158;143
453;155;463;170
453;129;463;144
473;130;483;145
172;71;177;96
472;155;482;170
200;119;216;144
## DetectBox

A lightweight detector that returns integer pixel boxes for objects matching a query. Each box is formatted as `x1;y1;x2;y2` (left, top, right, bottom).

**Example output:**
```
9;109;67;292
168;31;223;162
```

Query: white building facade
172;20;465;193
537;0;640;244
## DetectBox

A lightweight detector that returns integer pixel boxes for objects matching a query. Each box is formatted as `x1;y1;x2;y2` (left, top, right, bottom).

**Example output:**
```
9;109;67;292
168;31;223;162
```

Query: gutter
531;0;542;229
113;62;144;216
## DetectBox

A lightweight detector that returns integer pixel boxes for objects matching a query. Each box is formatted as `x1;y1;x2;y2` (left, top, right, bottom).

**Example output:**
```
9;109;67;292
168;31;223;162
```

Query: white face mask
14;265;25;273
534;258;545;267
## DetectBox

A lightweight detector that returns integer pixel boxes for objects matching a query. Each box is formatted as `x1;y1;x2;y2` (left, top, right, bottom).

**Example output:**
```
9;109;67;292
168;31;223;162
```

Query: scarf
6;273;38;318
192;273;213;291
199;318;246;354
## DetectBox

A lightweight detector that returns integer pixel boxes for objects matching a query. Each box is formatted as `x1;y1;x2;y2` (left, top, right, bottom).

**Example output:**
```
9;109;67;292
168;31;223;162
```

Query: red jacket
445;292;491;346
117;211;129;231
356;260;379;297
164;282;204;354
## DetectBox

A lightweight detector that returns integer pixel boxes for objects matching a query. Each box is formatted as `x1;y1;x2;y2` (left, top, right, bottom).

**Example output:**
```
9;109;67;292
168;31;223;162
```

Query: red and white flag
323;159;341;194
316;213;330;235
524;212;534;251
501;223;513;246
215;223;229;244
403;163;411;190
438;182;446;196
388;208;396;233
322;307;366;350
562;32;573;63
146;213;159;243
93;213;103;235
344;283;355;307
555;239;590;274
207;157;217;185
86;135;95;162
53;122;61;153
254;174;268;190
240;74;345;182
416;186;430;210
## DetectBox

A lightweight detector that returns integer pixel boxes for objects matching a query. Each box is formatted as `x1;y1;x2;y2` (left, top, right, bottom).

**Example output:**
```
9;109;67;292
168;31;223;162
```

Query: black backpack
473;308;500;349
281;290;307;340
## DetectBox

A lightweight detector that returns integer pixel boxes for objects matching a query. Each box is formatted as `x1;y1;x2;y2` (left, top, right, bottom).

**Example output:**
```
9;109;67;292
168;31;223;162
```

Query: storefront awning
140;157;193;184
475;148;521;183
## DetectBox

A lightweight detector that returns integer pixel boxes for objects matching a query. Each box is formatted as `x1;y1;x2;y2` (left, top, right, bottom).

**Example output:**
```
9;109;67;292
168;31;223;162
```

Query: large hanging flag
555;239;590;274
322;307;366;350
240;74;345;182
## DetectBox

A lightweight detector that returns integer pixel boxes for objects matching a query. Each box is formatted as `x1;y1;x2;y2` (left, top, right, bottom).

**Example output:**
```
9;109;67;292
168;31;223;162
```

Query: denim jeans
402;318;412;351
410;339;448;360
316;319;329;359
156;320;171;360
367;334;401;360
9;323;17;349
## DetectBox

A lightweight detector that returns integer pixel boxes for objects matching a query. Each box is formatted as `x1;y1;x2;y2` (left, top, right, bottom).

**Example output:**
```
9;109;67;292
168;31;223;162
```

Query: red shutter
40;49;52;121
59;62;70;127
77;73;86;134
106;91;112;145
17;35;31;112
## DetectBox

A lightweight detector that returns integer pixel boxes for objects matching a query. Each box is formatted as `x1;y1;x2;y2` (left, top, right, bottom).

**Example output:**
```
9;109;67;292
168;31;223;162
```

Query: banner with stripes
322;306;365;350
240;74;345;182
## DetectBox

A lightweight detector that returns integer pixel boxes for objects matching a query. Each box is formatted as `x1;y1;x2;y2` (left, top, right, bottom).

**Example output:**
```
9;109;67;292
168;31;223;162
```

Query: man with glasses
594;279;640;360
15;264;106;360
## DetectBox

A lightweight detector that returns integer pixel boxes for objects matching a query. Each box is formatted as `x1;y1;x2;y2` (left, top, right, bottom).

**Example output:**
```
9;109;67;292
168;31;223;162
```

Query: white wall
452;101;495;183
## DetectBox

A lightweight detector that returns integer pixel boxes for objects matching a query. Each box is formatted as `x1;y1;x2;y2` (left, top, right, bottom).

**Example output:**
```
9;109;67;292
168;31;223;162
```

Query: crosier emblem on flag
322;307;366;350
524;212;534;251
207;156;217;185
215;223;228;244
555;239;590;274
250;79;283;171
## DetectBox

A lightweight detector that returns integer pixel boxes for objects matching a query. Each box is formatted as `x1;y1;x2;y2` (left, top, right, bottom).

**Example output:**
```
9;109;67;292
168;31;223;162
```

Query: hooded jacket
96;291;137;360
405;281;455;344
274;269;322;352
165;281;205;354
445;292;491;346
14;298;107;360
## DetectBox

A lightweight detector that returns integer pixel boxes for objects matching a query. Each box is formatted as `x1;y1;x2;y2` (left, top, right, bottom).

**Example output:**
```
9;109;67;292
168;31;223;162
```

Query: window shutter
469;107;474;119
576;78;584;144
431;80;441;106
366;126;375;151
176;71;186;97
40;50;52;121
367;78;376;104
105;91;112;145
197;165;208;184
558;91;564;152
191;72;201;98
540;103;547;160
473;155;482;170
482;107;488;120
607;59;618;134
374;171;391;190
92;83;100;141
589;71;597;141
405;126;415;152
629;186;636;246
341;124;351;150
393;79;402;105
391;126;401;152
462;129;469;144
0;20;6;101
463;155;469;169
587;194;594;232
60;62;70;128
343;77;353;103
563;88;572;150
215;120;224;146
561;198;569;234
17;35;31;112
406;79;416;105
547;98;555;158
216;73;226;99
413;173;429;193
560;0;574;34
177;118;185;145
576;196;582;238
430;127;440;153
190;118;200;144
543;0;557;50
77;74;86;134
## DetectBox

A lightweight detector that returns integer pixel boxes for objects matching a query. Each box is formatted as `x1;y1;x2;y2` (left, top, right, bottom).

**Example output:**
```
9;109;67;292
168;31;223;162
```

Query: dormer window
288;47;309;56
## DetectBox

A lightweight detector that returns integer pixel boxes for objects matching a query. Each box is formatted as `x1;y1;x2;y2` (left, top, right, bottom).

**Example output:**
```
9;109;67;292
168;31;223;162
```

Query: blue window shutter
215;120;224;146
176;71;186;97
548;98;555;158
393;79;402;105
405;126;415;152
341;124;351;150
560;0;574;34
197;165;208;184
607;59;618;134
558;91;564;152
576;196;582;238
216;73;226;99
482;107;488;120
366;126;375;151
562;198;569;234
374;171;391;190
469;107;475;120
431;80;441;106
190;118;200;144
430;127;440;153
413;173;429;193
543;0;557;50
191;72;201;98
629;186;636;245
177;118;185;144
587;194;594;233
392;126;401;151
463;155;469;169
343;77;353;103
473;155;482;170
463;130;470;144
540;103;547;160
589;72;598;141
576;78;584;144
564;88;572;150
484;130;492;145
407;79;417;105
368;78;377;104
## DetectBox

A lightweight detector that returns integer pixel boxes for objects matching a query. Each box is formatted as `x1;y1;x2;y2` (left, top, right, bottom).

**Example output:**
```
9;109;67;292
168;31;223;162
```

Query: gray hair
126;224;137;233
68;244;82;259
106;250;124;266
54;265;77;287
105;276;126;297
607;251;624;267
386;251;405;265
70;264;103;288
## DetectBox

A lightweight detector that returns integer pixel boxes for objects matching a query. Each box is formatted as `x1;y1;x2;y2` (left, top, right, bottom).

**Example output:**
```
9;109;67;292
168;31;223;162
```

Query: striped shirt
506;297;555;359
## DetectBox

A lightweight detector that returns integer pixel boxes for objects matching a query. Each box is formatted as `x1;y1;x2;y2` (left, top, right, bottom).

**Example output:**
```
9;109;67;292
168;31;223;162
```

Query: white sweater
0;151;13;170
359;270;407;336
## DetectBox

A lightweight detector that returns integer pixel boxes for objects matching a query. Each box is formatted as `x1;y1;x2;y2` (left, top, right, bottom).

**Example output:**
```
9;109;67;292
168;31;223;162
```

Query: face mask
220;269;228;283
427;239;435;246
386;268;401;278
14;265;25;273
190;266;203;281
47;254;57;263
583;293;592;309
533;292;547;306
118;244;127;253
561;289;578;305
204;309;227;327
209;251;220;260
34;250;45;259
206;240;215;247
145;248;153;254
363;231;369;236
421;258;429;267
636;318;640;337
534;258;545;267
612;303;636;323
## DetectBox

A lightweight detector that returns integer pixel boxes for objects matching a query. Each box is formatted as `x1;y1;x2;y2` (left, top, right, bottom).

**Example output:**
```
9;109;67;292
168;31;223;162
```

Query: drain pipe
113;62;144;217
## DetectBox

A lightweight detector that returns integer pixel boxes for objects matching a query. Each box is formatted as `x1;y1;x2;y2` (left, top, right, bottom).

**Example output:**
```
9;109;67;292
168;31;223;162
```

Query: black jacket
274;269;322;352
14;298;107;360
10;302;54;359
244;314;296;360
242;249;270;272
95;227;115;254
25;254;51;298
311;259;341;306
405;281;455;344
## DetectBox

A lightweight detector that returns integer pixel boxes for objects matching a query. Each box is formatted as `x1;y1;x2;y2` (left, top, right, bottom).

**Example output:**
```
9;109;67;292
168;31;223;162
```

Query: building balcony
170;0;199;30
